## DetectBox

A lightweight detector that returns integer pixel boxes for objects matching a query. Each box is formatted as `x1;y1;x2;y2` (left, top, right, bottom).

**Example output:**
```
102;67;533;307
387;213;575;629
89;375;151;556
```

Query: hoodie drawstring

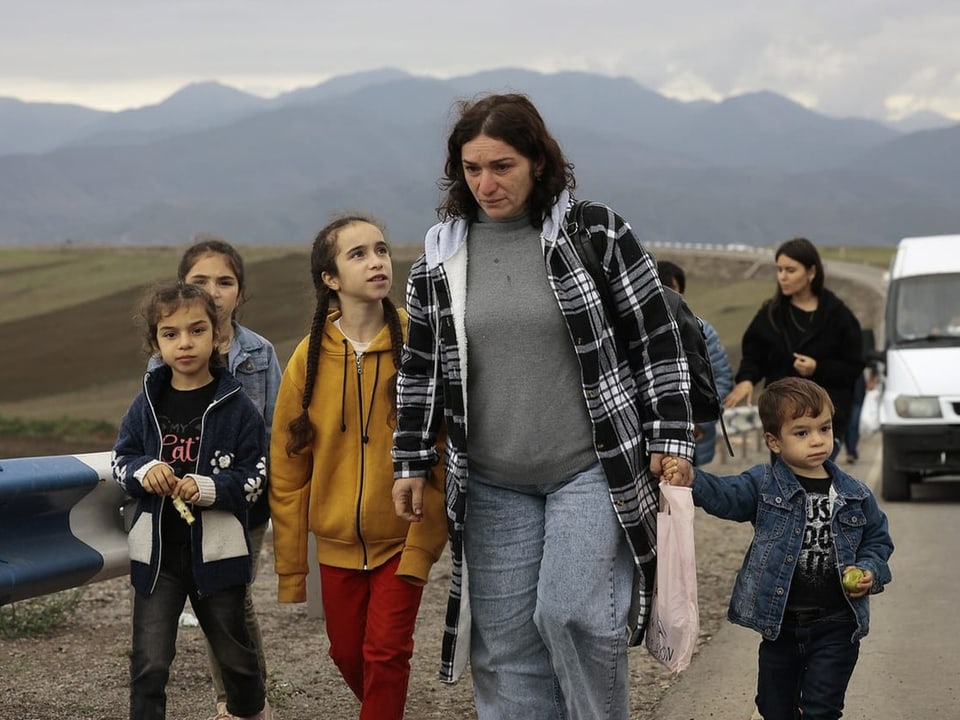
357;353;380;444
340;339;348;432
340;338;381;444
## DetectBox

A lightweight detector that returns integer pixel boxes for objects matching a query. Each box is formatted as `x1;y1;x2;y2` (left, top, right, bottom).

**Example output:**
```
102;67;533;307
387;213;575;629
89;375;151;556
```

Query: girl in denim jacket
664;377;893;720
148;237;281;720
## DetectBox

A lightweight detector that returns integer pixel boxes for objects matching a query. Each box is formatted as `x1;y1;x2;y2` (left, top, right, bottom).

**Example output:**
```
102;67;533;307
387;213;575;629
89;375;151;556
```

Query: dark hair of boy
758;376;836;436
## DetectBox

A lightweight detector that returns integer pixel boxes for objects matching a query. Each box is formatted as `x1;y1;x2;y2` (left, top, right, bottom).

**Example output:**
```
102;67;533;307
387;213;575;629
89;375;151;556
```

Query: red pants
319;553;424;720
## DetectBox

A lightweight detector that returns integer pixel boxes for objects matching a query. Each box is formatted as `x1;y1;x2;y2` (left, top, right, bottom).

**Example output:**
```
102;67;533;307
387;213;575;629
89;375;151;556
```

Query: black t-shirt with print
786;470;849;613
154;380;217;563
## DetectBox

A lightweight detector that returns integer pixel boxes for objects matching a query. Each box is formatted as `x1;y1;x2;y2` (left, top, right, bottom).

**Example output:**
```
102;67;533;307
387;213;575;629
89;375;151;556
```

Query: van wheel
881;436;911;501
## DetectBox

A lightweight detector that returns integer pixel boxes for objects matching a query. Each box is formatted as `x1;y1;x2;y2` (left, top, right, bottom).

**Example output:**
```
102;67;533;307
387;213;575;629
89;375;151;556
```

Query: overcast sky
2;0;959;121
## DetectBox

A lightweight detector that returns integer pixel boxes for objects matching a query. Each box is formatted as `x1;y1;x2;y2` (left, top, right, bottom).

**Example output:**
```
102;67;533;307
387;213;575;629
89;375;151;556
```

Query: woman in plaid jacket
391;93;696;720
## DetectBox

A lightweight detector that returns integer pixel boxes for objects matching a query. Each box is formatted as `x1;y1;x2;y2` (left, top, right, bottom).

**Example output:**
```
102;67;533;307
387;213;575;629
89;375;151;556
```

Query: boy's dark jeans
130;545;264;720
756;610;860;720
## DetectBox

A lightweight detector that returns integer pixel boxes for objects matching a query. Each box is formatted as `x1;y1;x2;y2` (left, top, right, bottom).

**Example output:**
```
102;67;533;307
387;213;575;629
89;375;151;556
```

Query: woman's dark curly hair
437;93;576;227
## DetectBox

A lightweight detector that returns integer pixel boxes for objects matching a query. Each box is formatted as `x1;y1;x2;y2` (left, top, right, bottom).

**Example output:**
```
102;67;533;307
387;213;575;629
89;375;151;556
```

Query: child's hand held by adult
660;455;693;486
660;455;679;482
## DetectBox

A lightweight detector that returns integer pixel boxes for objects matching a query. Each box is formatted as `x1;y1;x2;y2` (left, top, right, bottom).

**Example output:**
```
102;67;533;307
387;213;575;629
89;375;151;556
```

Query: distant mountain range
1;67;958;247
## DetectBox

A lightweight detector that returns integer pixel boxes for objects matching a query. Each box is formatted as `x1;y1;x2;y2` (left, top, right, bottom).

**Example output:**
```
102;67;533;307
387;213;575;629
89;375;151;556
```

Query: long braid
283;217;350;456
285;288;331;456
382;297;404;424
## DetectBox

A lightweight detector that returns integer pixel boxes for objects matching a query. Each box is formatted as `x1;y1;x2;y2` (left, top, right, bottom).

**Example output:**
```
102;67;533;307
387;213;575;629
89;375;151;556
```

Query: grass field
820;245;896;269
0;244;881;436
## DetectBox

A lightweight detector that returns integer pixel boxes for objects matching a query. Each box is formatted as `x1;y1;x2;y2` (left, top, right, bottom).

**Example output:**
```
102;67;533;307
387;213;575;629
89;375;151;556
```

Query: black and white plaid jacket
393;191;695;682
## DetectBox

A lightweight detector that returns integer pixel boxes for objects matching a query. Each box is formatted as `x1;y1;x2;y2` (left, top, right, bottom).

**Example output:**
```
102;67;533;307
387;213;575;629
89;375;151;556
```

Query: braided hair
284;214;404;456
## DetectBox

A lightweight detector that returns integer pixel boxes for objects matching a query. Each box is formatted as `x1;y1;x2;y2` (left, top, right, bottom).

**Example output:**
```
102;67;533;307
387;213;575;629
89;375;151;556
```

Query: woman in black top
725;238;864;457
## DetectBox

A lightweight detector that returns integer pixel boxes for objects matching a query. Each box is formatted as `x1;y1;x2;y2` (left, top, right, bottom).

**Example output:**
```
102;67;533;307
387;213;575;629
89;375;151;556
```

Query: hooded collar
144;364;241;404
424;190;572;268
320;309;399;355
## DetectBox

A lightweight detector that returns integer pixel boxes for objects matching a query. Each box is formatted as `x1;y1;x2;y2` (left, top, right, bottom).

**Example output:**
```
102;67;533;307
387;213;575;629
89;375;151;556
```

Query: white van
880;235;960;500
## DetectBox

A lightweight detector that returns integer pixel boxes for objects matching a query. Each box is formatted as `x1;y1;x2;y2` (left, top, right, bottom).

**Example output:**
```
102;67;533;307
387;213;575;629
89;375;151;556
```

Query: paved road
654;428;960;719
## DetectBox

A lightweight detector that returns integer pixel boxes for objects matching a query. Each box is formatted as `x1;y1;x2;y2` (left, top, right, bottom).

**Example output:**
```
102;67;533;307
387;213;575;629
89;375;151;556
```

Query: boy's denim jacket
692;458;893;641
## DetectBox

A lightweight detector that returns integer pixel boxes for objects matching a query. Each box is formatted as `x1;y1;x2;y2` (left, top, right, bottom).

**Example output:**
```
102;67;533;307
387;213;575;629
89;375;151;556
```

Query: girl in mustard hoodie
269;215;446;720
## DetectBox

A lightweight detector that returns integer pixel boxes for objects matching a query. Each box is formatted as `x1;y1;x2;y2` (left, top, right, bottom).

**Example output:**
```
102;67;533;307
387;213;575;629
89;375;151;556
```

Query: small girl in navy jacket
112;282;270;720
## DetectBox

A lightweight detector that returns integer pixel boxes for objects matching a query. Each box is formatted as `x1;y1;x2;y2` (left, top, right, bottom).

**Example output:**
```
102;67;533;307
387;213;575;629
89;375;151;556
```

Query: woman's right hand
393;475;427;522
724;380;754;409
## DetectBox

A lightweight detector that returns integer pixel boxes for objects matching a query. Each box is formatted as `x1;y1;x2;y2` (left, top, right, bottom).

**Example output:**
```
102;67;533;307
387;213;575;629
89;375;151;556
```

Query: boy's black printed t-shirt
786;471;848;612
155;381;217;558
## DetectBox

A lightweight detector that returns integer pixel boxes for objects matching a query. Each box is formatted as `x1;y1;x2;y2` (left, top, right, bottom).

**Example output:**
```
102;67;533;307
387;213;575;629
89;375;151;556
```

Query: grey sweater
464;213;596;485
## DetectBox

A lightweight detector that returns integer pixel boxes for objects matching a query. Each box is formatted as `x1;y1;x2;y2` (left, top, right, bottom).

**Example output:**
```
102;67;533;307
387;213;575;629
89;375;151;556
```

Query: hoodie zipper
354;350;370;569
338;333;383;571
142;378;238;595
143;379;166;596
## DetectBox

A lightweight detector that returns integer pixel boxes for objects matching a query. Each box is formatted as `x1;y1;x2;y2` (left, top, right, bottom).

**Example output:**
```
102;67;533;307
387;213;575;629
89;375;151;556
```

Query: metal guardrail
0;414;791;617
0;451;326;619
647;241;770;254
0;452;128;605
0;407;766;611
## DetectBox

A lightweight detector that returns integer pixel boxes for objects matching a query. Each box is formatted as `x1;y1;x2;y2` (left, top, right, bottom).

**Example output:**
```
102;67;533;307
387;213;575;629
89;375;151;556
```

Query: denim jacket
692;458;893;641
149;321;280;528
694;318;733;465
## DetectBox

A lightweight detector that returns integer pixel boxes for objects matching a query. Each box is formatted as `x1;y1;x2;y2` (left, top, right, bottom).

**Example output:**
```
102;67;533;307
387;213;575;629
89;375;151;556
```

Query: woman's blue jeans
464;463;634;720
756;611;860;720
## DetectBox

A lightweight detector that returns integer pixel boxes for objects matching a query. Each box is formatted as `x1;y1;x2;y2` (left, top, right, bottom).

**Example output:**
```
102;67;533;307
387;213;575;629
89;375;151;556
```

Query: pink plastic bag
645;481;699;673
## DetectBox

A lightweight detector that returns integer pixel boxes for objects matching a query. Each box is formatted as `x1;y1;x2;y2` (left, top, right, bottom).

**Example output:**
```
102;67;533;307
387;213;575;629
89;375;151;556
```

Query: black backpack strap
565;201;733;459
566;201;626;356
719;411;734;458
567;201;614;317
662;288;734;458
566;202;733;459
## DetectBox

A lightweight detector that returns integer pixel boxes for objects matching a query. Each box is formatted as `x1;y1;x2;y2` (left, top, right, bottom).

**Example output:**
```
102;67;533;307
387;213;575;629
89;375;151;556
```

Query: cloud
1;0;958;119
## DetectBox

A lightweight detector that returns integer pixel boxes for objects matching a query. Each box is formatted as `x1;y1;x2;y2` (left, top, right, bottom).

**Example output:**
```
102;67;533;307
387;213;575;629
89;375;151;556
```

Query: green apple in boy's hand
842;567;864;592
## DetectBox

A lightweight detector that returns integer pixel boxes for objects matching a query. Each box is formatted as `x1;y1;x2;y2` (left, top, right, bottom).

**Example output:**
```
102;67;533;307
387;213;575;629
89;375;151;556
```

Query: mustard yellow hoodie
270;308;446;603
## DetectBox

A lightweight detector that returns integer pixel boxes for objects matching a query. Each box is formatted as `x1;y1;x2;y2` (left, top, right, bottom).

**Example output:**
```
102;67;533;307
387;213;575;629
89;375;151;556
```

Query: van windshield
892;273;960;346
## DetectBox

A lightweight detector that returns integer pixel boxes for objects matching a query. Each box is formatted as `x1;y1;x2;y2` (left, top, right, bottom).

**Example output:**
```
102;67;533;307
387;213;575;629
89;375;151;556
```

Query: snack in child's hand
172;496;196;525
842;566;864;592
